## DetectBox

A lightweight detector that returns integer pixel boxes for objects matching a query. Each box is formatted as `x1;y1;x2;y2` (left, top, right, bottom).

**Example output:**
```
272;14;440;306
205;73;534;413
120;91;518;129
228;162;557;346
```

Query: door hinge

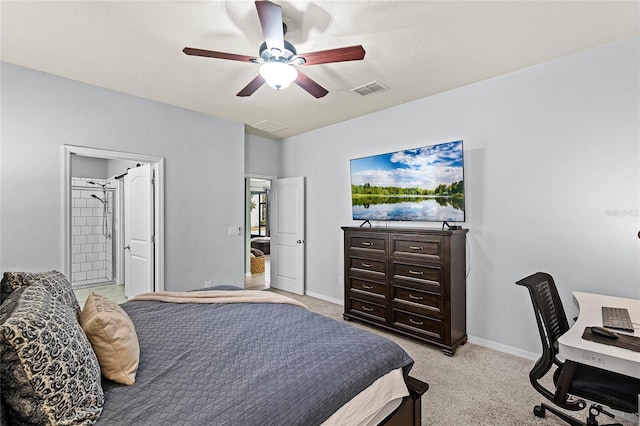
151;235;155;244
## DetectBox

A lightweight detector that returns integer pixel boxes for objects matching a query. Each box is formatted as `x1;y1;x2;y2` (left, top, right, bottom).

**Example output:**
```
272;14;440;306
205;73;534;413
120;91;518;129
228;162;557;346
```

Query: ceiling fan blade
183;47;257;63
300;45;366;66
295;71;329;98
237;75;266;97
255;1;285;52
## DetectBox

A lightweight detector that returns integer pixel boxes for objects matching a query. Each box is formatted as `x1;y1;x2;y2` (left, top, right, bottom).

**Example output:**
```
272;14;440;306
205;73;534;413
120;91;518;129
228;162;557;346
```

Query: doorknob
123;245;130;250
297;240;304;244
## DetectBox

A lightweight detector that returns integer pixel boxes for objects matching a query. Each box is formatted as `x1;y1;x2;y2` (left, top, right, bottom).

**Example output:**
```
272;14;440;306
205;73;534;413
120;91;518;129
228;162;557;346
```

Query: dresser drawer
392;309;443;342
349;277;386;298
348;298;387;323
393;285;442;315
392;262;441;288
348;234;387;255
349;257;387;276
391;235;442;261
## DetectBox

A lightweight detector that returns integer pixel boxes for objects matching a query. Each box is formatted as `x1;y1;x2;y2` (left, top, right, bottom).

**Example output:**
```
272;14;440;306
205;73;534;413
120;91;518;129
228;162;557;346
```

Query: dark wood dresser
342;227;468;356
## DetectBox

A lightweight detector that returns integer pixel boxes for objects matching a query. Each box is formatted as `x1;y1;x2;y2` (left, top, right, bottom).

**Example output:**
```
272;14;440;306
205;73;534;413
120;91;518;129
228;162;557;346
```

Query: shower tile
74;198;87;208
92;243;103;252
72;245;81;254
81;244;93;253
86;270;98;280
86;234;97;244
81;208;92;216
81;262;92;272
75;271;87;282
74;253;87;263
87;252;98;262
81;226;92;235
74;216;87;226
72;263;80;273
72;226;81;236
98;252;106;261
74;235;87;245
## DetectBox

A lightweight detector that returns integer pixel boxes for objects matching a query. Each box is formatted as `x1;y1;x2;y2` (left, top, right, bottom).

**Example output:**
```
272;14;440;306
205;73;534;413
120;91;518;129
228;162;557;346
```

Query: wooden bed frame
381;375;429;425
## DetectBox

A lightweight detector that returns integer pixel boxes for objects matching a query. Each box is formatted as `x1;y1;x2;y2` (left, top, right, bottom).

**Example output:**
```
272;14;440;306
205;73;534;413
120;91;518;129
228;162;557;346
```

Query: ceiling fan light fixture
259;62;298;90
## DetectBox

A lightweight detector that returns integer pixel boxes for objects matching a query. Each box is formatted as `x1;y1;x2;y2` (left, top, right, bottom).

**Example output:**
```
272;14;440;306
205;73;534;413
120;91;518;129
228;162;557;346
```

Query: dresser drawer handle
362;284;374;289
408;294;424;301
408;270;424;275
409;246;424;250
361;241;373;246
409;318;424;326
361;263;373;268
362;306;374;312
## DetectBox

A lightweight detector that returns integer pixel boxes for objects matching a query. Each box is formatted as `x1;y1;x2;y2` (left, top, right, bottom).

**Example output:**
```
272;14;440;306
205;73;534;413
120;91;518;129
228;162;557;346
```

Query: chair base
534;403;624;426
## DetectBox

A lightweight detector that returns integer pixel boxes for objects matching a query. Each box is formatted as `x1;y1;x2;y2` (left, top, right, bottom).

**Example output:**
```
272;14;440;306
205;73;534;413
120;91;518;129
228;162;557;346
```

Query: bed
0;272;428;426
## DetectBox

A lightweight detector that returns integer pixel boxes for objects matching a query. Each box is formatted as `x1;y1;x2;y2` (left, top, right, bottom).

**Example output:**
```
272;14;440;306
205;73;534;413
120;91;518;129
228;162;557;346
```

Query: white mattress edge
321;368;409;426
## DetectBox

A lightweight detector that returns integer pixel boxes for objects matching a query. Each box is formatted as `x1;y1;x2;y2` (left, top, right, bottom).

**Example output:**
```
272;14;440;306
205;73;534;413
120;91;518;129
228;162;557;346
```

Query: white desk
558;292;640;379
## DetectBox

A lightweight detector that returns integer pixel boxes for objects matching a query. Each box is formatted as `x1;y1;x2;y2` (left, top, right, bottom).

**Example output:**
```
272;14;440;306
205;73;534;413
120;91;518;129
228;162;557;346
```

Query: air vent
351;81;389;96
250;120;291;133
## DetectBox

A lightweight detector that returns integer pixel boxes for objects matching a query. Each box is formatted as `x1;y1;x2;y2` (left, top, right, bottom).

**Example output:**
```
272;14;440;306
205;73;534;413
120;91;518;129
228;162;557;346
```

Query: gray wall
71;156;109;179
1;63;246;290
281;37;640;357
245;133;281;178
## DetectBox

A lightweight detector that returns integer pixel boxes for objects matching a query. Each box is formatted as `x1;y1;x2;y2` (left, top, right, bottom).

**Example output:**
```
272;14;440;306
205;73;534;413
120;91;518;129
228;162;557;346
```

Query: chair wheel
533;405;546;418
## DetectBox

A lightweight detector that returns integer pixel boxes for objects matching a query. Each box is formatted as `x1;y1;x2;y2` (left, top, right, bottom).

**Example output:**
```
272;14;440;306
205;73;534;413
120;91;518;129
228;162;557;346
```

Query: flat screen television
350;140;465;223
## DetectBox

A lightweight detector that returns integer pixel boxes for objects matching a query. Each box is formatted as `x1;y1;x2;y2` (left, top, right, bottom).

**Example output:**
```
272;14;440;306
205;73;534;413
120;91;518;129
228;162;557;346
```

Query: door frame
63;145;165;292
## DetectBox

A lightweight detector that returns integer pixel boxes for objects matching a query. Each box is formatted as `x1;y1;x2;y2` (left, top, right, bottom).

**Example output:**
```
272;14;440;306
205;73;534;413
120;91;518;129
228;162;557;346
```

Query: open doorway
245;178;271;290
63;145;165;298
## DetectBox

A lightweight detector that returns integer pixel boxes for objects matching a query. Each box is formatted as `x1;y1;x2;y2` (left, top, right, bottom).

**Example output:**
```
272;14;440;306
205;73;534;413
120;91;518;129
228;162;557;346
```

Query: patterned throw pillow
0;271;80;317
0;271;43;304
80;293;140;385
0;284;104;425
26;270;81;317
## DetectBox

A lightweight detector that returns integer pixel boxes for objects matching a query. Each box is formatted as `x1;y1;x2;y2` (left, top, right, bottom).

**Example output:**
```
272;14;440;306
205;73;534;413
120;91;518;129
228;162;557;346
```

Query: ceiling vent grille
352;81;389;96
251;120;291;133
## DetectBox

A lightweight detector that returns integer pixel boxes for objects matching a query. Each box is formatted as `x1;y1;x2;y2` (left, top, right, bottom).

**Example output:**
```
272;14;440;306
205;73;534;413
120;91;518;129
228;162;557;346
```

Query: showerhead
88;181;107;188
90;194;105;204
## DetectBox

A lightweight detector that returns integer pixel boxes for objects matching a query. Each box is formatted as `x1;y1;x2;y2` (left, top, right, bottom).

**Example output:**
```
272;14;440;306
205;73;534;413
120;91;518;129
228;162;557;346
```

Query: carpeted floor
269;288;637;426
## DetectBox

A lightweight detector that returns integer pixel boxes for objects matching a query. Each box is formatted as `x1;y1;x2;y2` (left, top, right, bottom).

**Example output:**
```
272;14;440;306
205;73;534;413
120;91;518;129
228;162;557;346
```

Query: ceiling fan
183;0;365;98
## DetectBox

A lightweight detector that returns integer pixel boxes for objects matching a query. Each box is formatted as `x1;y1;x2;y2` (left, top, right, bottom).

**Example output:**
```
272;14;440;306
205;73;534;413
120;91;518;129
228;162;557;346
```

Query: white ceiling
2;1;638;139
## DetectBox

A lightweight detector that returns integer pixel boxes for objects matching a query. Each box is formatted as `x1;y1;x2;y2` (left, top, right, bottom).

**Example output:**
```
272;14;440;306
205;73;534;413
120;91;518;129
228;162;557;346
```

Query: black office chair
516;272;640;426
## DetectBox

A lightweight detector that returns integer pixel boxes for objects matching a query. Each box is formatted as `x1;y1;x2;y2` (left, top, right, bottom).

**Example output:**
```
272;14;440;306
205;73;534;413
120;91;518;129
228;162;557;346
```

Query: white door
124;164;154;297
270;176;305;295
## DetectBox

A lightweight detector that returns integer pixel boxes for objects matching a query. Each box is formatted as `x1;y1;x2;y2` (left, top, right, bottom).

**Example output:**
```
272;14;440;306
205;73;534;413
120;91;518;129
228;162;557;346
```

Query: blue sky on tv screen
351;140;464;190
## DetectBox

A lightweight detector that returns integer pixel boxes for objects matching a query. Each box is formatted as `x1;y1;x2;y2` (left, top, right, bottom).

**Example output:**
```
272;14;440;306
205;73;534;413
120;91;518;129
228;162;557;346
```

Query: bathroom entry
70;175;116;287
65;145;165;295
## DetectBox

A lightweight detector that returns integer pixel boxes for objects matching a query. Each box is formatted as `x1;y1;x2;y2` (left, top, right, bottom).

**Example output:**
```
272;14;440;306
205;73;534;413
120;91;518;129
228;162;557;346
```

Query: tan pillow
80;292;140;385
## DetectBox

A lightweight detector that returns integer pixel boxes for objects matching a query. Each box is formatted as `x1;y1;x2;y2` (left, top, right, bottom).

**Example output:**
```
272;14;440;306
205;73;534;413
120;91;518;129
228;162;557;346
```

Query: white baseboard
305;290;344;306
467;335;540;361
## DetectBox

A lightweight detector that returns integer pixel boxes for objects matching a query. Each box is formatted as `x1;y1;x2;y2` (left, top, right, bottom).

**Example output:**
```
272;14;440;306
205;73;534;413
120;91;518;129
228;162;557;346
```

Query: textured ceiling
2;1;638;139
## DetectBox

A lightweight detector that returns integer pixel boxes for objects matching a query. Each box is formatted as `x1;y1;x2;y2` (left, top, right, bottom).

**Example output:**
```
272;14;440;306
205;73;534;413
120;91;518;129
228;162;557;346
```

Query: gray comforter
97;289;413;425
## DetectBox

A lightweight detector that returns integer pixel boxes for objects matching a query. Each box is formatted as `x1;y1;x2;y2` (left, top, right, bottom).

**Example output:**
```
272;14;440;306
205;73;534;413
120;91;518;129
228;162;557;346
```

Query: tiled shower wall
71;177;113;286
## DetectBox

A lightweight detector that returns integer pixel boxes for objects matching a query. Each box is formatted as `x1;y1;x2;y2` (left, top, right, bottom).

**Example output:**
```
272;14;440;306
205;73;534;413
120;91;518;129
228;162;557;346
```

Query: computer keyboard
602;306;634;332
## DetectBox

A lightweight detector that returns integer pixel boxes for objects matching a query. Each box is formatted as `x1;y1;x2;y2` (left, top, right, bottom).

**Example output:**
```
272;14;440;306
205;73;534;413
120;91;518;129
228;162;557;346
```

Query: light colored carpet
269;288;637;426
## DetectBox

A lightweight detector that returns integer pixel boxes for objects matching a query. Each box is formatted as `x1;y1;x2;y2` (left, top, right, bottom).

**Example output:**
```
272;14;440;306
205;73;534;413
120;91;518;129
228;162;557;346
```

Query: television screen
350;140;465;222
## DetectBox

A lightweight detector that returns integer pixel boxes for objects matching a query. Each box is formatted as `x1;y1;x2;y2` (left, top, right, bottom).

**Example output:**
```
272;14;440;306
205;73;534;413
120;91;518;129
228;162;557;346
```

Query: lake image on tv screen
351;141;464;222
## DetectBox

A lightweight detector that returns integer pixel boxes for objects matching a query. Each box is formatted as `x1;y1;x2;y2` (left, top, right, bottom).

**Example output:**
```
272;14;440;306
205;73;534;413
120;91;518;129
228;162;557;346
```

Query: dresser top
341;226;468;236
